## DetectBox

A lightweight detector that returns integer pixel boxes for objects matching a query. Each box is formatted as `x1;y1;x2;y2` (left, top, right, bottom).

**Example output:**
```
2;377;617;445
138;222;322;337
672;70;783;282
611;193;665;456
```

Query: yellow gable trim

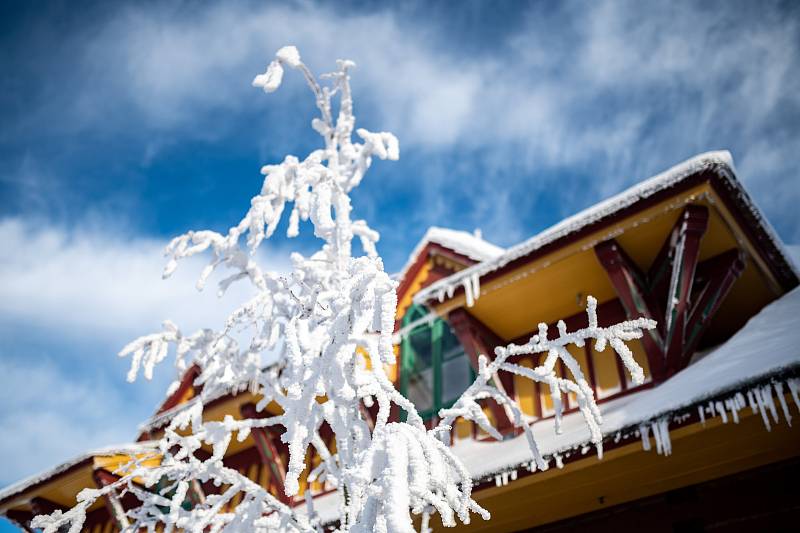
397;258;433;320
430;184;715;318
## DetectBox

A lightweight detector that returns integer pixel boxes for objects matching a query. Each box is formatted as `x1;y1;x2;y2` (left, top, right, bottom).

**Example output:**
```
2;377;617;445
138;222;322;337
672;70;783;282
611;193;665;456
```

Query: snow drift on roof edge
0;442;157;503
416;150;797;305
395;226;504;282
452;285;800;480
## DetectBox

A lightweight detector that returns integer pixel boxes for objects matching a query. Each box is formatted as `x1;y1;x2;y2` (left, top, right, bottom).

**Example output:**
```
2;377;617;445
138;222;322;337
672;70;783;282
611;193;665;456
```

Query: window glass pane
409;327;432;369
440;325;462;360
407;367;434;412
441;349;472;405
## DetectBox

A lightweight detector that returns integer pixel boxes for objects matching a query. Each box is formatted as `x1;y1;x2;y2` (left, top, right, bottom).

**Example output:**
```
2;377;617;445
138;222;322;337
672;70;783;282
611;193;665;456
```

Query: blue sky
1;0;799;528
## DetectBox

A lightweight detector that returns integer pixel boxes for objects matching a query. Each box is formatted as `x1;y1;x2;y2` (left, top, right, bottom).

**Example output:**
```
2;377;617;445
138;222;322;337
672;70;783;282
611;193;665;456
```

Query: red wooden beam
447;309;515;435
594;239;667;380
662;205;709;377
240;403;291;505
157;364;202;415
595;205;720;381
92;469;132;529
29;497;65;517
4;510;35;532
681;249;746;366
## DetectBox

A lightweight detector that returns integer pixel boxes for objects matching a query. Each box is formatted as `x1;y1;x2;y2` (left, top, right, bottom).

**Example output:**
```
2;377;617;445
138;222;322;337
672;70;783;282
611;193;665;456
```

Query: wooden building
2;151;798;531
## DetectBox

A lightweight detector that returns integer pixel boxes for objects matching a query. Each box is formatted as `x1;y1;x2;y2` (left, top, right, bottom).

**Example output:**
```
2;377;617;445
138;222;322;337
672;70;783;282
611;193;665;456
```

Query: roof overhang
416;152;798;319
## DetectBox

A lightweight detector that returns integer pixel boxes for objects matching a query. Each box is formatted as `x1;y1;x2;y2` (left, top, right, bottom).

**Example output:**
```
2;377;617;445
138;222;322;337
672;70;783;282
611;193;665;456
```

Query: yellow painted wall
514;357;538;418
432;395;800;532
590;342;622;400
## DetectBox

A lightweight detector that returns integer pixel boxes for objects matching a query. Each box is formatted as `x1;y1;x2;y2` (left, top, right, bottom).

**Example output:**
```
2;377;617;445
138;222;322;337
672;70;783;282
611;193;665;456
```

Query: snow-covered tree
32;47;655;533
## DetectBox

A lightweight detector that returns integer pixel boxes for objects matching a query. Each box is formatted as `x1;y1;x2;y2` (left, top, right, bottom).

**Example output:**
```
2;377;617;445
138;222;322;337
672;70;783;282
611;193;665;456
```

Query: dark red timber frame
240;402;292;505
594;204;746;381
423;164;798;338
4;509;35;532
394;242;484;329
448;308;516;436
504;298;645;422
92;468;143;529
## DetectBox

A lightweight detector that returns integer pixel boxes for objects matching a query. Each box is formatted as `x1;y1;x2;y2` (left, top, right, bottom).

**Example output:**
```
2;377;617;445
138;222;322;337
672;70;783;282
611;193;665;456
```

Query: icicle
596;442;603;460
651;421;663;454
639;424;651;451
725;398;739;424
716;401;728;424
471;272;481;301
773;382;792;427
787;378;800;413
613;431;621;443
754;387;772;431
698;405;706;426
540;457;551;471
747;389;758;414
494;475;502;487
464;278;474;308
510;469;518;481
760;385;779;424
735;392;746;407
554;454;564;469
657;419;672;456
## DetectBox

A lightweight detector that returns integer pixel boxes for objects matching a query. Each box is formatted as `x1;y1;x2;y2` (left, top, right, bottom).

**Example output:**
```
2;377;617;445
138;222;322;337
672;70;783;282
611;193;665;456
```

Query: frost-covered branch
434;296;654;464
34;46;655;533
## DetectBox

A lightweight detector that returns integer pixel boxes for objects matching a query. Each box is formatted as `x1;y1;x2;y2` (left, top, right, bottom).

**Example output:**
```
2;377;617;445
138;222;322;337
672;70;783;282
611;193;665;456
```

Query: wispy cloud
1;0;798;492
0;355;138;485
0;217;288;339
51;0;796;241
0;215;293;483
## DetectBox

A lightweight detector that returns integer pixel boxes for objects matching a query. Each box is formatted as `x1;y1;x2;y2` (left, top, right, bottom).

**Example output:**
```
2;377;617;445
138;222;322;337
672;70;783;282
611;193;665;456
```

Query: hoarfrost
32;47;657;533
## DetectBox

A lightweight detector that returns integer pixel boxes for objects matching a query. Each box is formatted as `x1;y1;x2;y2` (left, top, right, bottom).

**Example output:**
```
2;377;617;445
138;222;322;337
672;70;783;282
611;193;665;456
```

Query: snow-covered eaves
415;151;799;306
138;364;280;438
451;286;800;481
395;226;504;282
139;395;202;434
0;442;157;505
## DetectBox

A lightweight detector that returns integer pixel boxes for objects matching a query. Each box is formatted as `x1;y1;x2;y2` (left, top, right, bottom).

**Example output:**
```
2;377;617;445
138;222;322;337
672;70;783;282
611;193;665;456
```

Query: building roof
415;151;799;306
395;226;504;282
451;285;800;481
0;442;157;505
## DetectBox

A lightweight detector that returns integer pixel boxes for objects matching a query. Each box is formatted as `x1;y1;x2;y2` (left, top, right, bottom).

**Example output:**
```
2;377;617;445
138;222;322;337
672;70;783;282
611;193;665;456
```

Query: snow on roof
786;244;800;272
451;286;800;480
296;490;342;526
0;442;157;504
416;151;798;305
395;226;504;282
139;396;201;434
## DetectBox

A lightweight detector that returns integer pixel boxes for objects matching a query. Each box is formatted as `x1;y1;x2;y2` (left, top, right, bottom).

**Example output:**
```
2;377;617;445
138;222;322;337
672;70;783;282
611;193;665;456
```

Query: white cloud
11;1;797;237
0;215;294;485
0;356;137;485
76;2;799;175
4;0;798;259
0;216;289;340
2;0;799;491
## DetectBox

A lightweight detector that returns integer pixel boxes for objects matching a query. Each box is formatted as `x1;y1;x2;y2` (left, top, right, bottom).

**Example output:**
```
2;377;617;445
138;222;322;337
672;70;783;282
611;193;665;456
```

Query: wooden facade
2;153;798;531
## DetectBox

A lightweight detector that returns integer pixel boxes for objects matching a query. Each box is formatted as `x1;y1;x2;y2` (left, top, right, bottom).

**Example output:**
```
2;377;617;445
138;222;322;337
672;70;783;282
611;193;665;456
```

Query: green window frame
399;304;474;420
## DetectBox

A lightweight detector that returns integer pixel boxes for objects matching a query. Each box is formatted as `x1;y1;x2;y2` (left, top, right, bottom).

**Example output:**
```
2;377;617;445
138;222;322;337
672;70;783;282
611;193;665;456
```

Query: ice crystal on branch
33;46;656;533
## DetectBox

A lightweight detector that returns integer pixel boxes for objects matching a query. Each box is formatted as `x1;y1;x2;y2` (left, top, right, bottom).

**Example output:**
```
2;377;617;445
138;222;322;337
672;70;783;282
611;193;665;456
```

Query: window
400;304;474;420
